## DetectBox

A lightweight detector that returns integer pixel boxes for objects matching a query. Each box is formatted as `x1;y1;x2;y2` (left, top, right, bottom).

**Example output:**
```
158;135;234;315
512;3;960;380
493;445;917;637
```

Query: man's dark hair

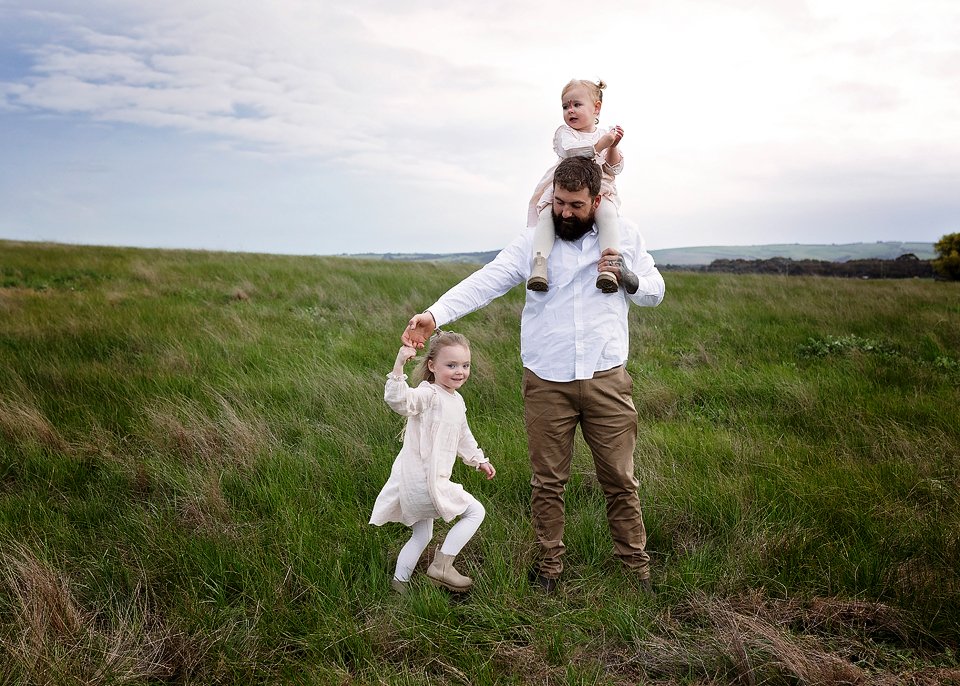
553;156;601;197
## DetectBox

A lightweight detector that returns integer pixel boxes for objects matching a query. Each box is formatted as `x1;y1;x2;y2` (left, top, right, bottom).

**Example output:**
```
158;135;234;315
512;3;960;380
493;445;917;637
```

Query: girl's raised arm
392;345;417;376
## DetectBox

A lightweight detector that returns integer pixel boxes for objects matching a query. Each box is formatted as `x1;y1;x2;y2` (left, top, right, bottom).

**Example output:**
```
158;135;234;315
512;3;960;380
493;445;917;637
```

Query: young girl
369;331;496;593
526;78;625;293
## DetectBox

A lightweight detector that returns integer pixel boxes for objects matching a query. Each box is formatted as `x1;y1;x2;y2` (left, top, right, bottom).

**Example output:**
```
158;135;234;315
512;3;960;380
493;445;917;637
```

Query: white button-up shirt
428;218;665;382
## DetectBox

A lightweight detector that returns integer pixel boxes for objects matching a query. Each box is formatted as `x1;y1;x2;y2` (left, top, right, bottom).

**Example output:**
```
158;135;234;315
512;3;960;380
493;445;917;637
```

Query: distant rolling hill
350;241;936;267
650;241;936;266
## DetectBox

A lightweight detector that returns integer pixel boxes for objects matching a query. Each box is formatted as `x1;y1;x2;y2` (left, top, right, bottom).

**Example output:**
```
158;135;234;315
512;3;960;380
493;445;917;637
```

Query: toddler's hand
608;125;624;145
478;462;496;480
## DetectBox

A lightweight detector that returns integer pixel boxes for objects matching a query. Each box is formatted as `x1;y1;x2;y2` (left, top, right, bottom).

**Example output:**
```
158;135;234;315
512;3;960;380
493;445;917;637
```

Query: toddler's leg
394;519;434;585
595;198;621;293
596;197;621;255
426;497;486;592
526;207;555;292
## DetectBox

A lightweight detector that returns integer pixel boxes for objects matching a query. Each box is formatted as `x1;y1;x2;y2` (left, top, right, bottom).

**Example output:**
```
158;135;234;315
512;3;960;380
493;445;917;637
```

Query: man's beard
553;210;595;242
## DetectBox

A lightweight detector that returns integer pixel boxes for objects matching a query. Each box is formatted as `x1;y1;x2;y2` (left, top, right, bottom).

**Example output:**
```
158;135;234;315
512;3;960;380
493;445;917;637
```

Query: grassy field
1;239;959;685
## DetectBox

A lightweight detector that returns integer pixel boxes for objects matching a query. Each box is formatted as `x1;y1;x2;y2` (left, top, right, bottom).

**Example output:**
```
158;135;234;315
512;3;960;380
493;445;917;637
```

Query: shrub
932;232;960;280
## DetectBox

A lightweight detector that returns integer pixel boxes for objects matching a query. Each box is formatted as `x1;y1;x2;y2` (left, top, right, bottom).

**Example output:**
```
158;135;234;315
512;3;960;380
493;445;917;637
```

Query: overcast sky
1;0;958;256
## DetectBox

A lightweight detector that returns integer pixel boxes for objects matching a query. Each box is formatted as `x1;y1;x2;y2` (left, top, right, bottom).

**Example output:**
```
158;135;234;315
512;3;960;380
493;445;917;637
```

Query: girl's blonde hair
561;78;607;104
413;330;471;384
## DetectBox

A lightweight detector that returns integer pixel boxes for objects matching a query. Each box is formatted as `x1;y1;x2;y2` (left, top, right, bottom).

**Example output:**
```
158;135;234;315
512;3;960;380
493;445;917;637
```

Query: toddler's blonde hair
561;79;607;104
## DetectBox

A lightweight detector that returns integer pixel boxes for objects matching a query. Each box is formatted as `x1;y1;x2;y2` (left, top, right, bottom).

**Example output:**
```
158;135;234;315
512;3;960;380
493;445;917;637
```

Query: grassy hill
349;241;937;267
1;239;959;684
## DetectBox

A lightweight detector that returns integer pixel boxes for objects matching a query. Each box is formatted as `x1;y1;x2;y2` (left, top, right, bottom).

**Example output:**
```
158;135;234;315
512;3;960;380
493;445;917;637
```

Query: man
402;156;665;593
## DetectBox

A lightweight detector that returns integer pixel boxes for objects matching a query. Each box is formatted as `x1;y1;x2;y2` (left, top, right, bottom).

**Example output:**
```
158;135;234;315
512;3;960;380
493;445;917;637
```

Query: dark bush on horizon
933;233;960;281
664;255;936;279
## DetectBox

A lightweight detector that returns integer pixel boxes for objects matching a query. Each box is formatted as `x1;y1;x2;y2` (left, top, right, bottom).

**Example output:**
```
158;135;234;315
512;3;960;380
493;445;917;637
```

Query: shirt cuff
425;306;449;329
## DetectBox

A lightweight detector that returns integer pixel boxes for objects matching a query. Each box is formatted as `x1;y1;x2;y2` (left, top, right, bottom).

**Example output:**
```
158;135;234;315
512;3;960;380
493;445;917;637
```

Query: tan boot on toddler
526;253;548;292
596;270;618;293
426;547;473;592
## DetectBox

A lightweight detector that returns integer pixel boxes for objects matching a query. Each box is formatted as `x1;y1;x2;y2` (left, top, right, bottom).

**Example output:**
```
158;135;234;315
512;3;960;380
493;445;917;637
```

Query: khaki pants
522;365;650;578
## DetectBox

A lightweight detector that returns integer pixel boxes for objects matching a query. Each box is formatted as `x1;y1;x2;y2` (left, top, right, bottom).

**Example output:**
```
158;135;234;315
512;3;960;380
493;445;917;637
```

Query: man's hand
402;312;436;349
599;248;639;294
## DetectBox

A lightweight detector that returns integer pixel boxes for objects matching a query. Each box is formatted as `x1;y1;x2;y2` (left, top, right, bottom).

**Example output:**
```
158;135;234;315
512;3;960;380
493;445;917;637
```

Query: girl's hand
478;462;496;480
392;345;417;375
396;345;417;367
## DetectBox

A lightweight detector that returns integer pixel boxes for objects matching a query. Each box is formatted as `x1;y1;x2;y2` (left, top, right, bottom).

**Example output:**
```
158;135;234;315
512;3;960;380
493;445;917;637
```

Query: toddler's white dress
527;124;624;227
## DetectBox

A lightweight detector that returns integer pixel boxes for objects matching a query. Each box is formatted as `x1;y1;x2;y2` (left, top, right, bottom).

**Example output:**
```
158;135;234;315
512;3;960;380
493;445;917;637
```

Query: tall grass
1;240;959;684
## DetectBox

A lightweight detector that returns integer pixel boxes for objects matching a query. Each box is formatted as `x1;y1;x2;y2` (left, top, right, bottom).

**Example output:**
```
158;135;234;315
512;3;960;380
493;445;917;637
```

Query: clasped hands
402;311;436;350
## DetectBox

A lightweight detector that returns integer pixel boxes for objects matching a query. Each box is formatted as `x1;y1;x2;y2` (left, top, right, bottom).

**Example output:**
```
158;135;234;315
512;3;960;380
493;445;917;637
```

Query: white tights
393;497;486;582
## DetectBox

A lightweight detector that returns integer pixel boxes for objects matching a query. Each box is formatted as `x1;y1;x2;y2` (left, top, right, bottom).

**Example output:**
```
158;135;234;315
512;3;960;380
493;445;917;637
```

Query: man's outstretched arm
399;233;529;347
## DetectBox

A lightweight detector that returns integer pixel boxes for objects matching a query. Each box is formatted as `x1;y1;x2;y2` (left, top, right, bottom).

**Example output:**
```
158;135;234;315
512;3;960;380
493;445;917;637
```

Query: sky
1;0;958;256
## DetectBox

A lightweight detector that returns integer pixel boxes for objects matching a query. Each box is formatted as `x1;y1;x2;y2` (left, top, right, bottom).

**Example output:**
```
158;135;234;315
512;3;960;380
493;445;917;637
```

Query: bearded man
403;155;665;593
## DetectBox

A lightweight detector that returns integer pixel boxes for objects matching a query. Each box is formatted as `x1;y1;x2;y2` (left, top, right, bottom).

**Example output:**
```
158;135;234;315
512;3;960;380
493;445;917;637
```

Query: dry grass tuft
636;380;680;420
3;544;83;642
158;343;197;374
144;393;271;468
129;260;159;285
710;603;866;685
0;394;70;454
229;280;256;302
0;544;201;684
177;472;238;537
676;341;716;369
893;556;960;606
801;596;912;643
490;643;564;686
601;591;949;685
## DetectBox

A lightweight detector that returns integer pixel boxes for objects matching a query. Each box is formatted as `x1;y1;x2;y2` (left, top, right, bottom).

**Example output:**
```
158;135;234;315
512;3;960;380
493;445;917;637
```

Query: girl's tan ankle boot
426;547;473;592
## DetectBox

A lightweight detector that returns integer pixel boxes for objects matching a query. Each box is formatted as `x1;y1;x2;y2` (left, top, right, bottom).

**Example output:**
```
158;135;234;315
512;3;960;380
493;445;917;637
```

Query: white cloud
1;0;958;254
4;4;520;176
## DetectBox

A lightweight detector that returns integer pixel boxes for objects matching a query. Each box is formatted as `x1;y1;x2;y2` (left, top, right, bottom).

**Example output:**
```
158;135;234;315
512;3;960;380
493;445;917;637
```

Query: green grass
1;239;959;684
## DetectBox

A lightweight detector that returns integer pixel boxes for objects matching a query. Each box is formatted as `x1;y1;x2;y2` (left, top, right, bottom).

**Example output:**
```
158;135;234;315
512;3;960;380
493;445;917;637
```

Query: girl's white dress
527;124;624;227
369;374;488;526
